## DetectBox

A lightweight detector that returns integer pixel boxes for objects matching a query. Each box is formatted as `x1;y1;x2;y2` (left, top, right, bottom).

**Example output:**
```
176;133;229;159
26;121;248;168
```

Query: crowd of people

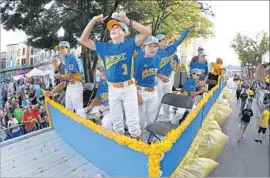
0;77;49;142
236;78;270;143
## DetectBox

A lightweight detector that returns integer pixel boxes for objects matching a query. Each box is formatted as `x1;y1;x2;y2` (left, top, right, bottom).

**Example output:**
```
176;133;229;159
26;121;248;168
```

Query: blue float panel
160;85;222;176
48;105;149;177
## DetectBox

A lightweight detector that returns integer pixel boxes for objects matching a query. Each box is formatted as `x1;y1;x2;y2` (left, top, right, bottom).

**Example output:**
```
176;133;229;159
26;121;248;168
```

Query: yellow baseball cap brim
106;19;120;31
54;45;60;51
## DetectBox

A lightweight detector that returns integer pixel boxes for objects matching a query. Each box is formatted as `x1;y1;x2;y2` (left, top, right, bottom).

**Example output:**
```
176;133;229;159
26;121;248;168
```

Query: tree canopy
231;31;269;66
1;0;214;82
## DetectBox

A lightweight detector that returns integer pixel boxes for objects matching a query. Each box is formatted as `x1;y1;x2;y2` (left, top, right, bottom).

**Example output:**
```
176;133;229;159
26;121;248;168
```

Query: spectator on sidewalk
7;113;23;138
13;102;23;124
236;86;242;101
21;95;30;109
29;89;38;106
31;105;45;129
22;106;36;134
254;105;270;143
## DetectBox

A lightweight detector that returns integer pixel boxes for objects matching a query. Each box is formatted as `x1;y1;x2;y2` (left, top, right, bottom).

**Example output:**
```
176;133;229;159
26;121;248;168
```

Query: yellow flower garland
45;98;152;155
147;79;221;177
170;85;227;177
43;79;223;177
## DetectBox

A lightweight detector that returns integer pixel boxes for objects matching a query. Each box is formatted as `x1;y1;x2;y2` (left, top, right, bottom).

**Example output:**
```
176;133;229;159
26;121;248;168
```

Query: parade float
44;79;231;177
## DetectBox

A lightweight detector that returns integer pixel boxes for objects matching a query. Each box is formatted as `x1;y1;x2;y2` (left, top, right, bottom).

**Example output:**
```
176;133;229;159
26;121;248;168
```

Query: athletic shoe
259;140;263;143
254;139;259;143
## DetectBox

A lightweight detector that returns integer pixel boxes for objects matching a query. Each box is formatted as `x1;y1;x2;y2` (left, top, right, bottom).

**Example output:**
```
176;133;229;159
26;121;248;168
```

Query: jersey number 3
122;64;128;75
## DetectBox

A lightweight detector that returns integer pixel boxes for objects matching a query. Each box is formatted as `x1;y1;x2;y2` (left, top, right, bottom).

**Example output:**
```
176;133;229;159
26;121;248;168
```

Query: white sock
258;133;262;140
261;134;266;141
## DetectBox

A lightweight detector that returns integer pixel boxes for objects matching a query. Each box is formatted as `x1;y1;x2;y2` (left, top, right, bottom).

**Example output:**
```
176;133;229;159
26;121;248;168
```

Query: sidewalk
211;80;269;177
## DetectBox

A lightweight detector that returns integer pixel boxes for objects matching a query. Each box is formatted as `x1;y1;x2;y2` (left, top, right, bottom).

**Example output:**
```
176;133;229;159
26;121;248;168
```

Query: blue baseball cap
143;36;159;45
54;41;70;51
190;68;202;74
107;20;130;34
156;34;166;41
198;50;207;56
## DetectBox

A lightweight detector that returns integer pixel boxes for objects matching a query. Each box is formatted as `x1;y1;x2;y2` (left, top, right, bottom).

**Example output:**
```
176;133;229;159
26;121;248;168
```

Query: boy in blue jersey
182;68;206;98
155;25;195;121
46;41;85;117
80;13;151;139
134;36;160;133
85;64;112;130
190;51;209;88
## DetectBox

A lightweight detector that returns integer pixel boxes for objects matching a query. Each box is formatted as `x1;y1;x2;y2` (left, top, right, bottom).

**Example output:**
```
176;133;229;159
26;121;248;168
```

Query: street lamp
57;26;65;41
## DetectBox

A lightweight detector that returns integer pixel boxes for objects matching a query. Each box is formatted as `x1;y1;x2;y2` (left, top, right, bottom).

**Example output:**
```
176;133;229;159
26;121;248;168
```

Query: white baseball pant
157;78;172;121
170;71;175;88
87;106;113;130
65;81;86;118
138;89;158;130
108;83;141;138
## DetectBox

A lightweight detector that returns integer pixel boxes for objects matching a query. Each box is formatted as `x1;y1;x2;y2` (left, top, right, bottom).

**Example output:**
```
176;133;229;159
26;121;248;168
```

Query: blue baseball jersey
190;61;209;81
64;54;80;74
182;78;197;97
135;55;160;88
95;39;138;83
95;80;109;107
157;29;190;77
173;54;180;63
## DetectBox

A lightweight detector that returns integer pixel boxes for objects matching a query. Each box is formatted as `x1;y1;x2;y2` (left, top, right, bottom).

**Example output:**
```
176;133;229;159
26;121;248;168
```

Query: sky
1;1;269;66
204;1;269;66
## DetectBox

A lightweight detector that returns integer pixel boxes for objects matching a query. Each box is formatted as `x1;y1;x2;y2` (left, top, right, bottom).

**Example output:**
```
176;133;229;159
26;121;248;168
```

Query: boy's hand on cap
189;24;196;30
112;11;129;24
93;14;108;23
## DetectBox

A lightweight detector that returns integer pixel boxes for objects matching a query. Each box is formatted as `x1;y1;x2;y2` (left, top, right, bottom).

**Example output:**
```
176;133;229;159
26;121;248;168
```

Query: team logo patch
69;64;74;70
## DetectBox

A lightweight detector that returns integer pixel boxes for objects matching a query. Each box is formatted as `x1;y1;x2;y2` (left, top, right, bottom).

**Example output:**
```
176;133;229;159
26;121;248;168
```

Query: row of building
1;43;57;70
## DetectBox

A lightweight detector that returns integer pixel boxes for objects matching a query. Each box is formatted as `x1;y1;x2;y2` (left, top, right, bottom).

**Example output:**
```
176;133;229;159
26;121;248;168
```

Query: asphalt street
211;79;269;177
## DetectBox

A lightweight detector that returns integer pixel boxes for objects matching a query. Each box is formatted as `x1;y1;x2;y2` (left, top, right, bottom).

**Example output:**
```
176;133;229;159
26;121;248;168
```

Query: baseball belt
108;79;135;88
137;86;155;92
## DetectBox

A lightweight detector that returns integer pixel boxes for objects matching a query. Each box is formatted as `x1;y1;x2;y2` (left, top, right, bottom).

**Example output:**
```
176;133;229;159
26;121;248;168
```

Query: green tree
137;0;214;43
231;32;269;66
1;0;214;82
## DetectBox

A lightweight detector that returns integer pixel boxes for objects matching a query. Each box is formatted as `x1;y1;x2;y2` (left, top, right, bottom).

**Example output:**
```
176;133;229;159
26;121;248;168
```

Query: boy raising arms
80;13;151;139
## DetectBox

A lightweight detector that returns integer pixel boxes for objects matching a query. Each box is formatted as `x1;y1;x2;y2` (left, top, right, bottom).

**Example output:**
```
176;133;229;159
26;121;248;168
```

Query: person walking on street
236;86;242;102
254;105;270;143
238;103;254;143
239;89;248;115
